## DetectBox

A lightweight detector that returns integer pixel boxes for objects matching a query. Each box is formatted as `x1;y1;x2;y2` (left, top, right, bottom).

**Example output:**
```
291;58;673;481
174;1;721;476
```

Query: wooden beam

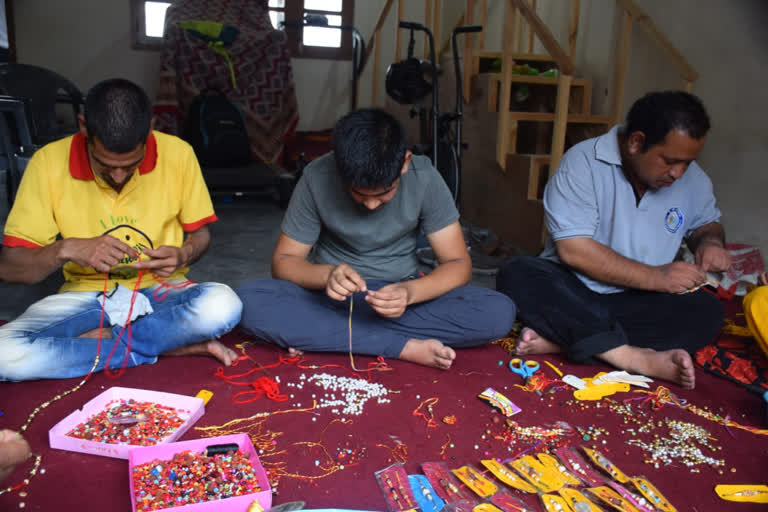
503;1;515;53
515;4;524;53
463;0;475;104
508;0;573;75
549;74;573;175
395;0;404;61
610;9;632;125
364;0;396;64
424;0;433;59
433;0;441;60
479;0;487;50
371;29;381;106
496;58;514;169
568;0;580;60
617;0;698;82
527;0;536;53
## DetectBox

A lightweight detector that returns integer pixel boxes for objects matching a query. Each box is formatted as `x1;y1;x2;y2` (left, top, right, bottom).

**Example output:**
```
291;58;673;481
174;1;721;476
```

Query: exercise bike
386;22;481;205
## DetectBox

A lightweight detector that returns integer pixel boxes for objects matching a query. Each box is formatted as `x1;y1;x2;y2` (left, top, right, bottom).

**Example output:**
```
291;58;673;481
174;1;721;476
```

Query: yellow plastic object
511;455;565;493
541;494;574;512
574;373;630;400
715;484;768;503
537;453;582;487
585;486;641;512
630;477;677;511
558;488;603;511
583;447;630;483
195;389;213;405
473;504;504;512
451;465;498;498
480;459;539;493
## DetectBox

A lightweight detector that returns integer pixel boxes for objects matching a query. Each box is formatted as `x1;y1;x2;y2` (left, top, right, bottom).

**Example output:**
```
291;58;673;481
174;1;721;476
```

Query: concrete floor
0;197;495;320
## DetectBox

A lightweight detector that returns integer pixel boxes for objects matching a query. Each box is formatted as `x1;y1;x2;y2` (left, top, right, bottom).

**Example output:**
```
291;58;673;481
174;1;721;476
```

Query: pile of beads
67;399;185;445
132;449;260;510
303;373;390;416
627;418;724;470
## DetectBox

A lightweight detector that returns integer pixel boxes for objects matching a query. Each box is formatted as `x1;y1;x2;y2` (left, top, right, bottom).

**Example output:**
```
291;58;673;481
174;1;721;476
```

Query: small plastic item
541;494;573;512
375;463;418;512
451;464;498;498
422;461;477;505
562;375;587;390
480;459;539;493
196;389;214;405
558;488;603;512
510;455;565;493
408;474;444;512
715;484;768;503
204;443;239;456
491;489;536;512
629;477;676;511
537;453;582;487
583;447;630;483
585;486;641;512
574;373;630;400
553;447;604;487
478;387;521;417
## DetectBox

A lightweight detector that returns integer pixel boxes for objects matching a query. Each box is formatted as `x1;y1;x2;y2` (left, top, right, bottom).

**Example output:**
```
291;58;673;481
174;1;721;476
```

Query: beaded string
348;296;392;373
375;441;409;463
412;397;440;431
632;386;768;436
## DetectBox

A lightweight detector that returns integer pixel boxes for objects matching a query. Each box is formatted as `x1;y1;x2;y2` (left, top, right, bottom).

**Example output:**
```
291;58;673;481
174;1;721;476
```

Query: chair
0;63;84;146
0;95;36;207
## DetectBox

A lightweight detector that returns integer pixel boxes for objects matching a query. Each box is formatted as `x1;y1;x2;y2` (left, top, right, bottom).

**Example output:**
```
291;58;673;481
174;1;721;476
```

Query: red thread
232;376;289;403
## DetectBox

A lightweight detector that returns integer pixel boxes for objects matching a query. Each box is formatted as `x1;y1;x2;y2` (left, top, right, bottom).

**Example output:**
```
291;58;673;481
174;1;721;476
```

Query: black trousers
496;256;724;363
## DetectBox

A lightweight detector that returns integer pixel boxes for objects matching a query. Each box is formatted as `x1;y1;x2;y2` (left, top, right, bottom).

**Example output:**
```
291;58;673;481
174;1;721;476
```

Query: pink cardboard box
48;386;204;459
128;433;272;512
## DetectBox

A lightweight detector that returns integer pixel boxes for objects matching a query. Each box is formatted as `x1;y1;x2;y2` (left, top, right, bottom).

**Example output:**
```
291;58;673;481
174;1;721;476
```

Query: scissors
509;358;540;385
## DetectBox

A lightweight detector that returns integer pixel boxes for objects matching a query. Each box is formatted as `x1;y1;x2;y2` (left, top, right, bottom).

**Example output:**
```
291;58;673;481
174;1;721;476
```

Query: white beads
306;372;390;416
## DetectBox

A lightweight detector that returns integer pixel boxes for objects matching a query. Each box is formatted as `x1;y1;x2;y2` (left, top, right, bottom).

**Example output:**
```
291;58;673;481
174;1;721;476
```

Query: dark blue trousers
496;256;724;363
235;279;516;358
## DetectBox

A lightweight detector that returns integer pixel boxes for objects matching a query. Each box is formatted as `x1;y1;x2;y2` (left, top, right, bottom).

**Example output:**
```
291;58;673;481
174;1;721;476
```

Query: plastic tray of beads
128;433;271;512
48;386;205;459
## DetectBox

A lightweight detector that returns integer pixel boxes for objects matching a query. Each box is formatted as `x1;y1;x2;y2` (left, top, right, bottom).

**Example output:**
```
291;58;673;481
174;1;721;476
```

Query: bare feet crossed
514;328;562;356
598;345;695;389
163;340;238;366
287;347;304;357
399;338;456;370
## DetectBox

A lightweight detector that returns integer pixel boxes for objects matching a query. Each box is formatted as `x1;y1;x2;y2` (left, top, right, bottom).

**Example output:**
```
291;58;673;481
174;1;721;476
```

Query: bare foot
0;430;31;482
515;327;562;356
79;327;113;339
162;340;238;366
599;346;695;389
399;338;456;370
287;347;304;357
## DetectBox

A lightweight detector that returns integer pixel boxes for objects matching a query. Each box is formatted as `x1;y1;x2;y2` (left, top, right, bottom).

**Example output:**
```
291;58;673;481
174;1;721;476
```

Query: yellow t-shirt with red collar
3;131;217;292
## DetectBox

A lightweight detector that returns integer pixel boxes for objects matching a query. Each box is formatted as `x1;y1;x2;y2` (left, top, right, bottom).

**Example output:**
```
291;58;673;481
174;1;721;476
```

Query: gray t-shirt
281;152;459;281
540;125;721;294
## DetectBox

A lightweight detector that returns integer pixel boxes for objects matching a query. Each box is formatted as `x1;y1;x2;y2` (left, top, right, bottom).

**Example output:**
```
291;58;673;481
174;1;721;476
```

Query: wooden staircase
364;0;697;255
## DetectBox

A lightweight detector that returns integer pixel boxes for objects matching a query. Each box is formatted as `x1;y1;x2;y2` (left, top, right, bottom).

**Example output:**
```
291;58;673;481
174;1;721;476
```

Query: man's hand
759;271;767;286
654;261;707;293
133;246;190;277
695;242;731;273
60;235;137;273
365;282;410;318
0;430;31;483
326;263;367;301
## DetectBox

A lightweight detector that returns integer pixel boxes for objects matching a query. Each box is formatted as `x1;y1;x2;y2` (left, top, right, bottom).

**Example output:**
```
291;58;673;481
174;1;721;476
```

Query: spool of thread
203;443;239;456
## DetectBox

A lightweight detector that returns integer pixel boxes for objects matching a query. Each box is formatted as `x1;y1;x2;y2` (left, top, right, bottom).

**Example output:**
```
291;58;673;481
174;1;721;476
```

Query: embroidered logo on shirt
664;207;684;233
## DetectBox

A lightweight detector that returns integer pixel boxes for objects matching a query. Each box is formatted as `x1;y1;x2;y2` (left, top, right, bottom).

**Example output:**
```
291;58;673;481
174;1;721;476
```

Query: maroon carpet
1;330;767;511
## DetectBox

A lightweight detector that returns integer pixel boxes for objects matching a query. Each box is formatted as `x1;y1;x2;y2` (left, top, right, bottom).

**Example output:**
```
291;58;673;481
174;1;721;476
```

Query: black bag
182;89;252;168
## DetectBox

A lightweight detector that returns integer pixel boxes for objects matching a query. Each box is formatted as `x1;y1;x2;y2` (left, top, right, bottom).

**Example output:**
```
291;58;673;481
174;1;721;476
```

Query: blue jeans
236;279;516;358
0;282;242;381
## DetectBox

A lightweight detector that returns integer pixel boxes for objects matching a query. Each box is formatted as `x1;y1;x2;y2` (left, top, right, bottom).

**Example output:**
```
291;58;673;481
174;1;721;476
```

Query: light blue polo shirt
540;125;721;294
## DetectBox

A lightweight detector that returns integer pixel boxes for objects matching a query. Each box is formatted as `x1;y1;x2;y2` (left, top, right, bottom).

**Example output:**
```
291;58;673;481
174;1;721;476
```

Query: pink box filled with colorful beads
48;386;205;459
128;433;272;512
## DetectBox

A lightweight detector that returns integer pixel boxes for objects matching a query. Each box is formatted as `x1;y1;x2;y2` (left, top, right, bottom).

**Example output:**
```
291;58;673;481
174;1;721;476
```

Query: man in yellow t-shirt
744;271;768;358
0;78;242;381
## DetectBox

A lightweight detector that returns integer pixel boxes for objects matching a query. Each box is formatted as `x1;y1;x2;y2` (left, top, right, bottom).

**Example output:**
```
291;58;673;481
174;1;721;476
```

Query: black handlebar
454;25;482;34
398;21;425;31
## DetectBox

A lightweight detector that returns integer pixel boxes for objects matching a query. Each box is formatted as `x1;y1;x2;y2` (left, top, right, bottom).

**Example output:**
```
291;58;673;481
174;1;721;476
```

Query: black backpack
182;89;252;168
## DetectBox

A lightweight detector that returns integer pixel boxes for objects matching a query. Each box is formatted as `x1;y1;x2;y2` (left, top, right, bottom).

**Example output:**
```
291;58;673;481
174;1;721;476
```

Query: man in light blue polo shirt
497;91;731;389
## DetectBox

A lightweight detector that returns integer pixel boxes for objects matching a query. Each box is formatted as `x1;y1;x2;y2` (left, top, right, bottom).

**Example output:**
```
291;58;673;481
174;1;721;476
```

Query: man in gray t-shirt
497;91;731;390
236;109;515;369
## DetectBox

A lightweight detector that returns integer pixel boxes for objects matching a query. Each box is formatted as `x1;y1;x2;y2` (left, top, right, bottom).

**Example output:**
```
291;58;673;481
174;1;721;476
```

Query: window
130;0;174;50
269;0;355;60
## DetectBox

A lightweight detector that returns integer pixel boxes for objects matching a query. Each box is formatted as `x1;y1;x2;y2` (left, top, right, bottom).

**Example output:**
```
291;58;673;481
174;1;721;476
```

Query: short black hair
332;108;408;189
625;91;710;151
84;78;152;153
